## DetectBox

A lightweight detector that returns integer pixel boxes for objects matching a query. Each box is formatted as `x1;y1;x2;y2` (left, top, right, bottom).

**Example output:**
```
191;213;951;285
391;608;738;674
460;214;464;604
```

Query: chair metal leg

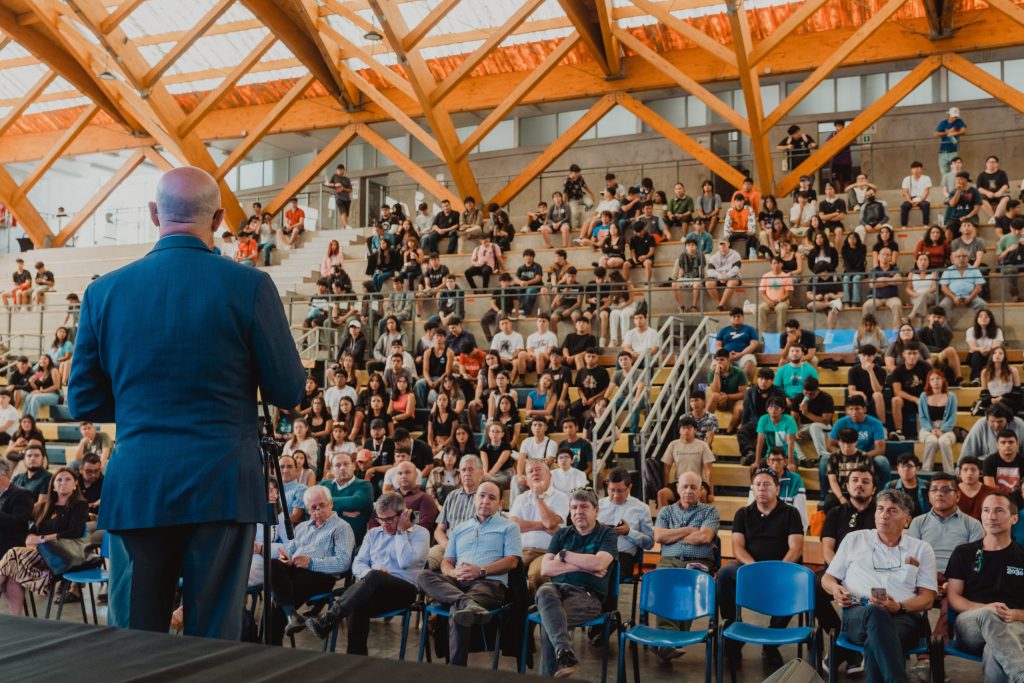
491;622;502;670
632;639;641;683
78;585;89;624
28;592;37;618
44;583;57;619
600;620;610;683
615;634;626;683
716;633;724;683
88;583;98;624
398;610;410;660
828;632;837;683
705;637;713;683
56;581;69;621
519;619;530;673
418;614;430;662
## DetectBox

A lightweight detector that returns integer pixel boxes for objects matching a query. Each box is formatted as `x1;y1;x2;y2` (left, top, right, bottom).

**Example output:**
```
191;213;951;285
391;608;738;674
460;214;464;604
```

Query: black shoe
284;613;307;637
451;601;492;627
305;613;338;640
739;454;755;466
553;649;579;679
762;646;784;669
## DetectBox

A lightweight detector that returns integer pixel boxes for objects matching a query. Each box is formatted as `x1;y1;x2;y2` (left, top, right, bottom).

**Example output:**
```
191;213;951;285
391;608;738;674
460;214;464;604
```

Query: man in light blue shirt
417;481;522;666
938;249;986;314
278;455;307;525
305;491;429;654
596;467;654;578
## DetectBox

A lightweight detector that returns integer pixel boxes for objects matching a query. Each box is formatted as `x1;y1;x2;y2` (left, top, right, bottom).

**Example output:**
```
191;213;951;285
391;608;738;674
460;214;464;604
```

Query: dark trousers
269;559;337;645
108;521;254;640
841;605;922;683
617;551;636;581
417;572;508;666
737;422;757;460
465;265;493;291
967;351;987;382
900;201;931;227
718;561;791;651
328;570;418;655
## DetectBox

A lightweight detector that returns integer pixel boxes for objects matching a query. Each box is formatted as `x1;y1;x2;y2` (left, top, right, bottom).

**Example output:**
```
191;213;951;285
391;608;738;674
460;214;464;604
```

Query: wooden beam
14;104;99;202
725;0;773;191
942;53;1024;113
99;0;146;33
52;149;146;247
558;0;614;76
214;73;315;179
356;124;459;205
617;92;746;189
0;70;57;138
629;0;736;67
430;0;545;106
319;22;417;102
266;124;359;217
141;0;234;89
402;0;460;51
178;33;276;137
763;0;907;131
456;33;580;159
593;0;621;76
612;27;749;135
921;0;944;38
489;94;616;209
0;167;53;247
985;0;1024;28
319;0;375;35
776;56;942;196
748;0;828;66
143;147;174;172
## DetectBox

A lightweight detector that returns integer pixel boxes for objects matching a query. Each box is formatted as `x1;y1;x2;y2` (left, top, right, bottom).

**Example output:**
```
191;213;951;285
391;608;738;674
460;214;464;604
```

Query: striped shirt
446;512;522;585
438;487;476;530
655;501;720;561
284;513;355;576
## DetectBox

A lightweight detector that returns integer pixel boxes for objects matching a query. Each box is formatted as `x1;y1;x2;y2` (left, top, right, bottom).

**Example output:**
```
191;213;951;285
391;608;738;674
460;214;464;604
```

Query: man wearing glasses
946;491;1024;681
822;490;937;683
304;491;429;653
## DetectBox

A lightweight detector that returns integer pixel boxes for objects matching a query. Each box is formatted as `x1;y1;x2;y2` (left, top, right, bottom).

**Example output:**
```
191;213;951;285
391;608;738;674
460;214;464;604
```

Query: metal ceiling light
98;55;116;80
364;14;383;41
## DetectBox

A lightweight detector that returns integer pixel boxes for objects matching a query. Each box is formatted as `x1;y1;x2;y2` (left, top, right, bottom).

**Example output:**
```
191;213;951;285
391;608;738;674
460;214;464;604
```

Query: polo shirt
938;266;985;298
732;501;803;561
907;508;983;573
654;501;720;560
509;487;570;549
946;540;1024;609
437;487;477;530
826;530;937;603
546;523;619;599
830;415;886;452
709;365;748;394
445;513;523;585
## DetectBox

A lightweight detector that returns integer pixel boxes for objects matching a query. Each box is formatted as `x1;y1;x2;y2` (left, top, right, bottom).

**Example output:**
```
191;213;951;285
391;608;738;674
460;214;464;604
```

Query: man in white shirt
900;161;932;228
303;491;429;653
550;448;588;496
490;315;525;381
822;490;938;683
621;311;661;361
520;314;560;376
514;418;558;495
0;392;21;445
324;369;358;420
597;467;654;578
509;459;570;592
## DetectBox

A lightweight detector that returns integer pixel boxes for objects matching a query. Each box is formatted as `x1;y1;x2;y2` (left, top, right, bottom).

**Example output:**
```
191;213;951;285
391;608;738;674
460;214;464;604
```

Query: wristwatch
559;550;568;562
897;602;907;614
478;567;486;579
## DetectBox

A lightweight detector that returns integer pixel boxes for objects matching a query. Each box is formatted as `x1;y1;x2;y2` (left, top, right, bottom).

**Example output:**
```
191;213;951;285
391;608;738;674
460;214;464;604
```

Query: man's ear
148;201;160;227
211;208;225;233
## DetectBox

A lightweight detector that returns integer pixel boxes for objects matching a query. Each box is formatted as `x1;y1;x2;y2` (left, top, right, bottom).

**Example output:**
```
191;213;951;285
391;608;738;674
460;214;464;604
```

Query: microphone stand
260;398;294;645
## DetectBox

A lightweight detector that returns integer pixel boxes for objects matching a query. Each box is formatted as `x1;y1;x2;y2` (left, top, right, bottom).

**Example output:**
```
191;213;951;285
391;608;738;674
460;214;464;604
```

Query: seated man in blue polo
825;395;891;489
535;487;617;678
416;481;522;667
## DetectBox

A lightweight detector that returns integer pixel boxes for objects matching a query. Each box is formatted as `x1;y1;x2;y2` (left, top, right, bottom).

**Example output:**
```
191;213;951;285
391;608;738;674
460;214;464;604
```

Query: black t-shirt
423;265;450;288
559;437;594;471
780;329;817;355
433;210;459;230
546;523;618;599
946;540;1024;609
12;270;29;286
629;233;655;258
575;366;610;401
429;411;458;439
7;366;32;390
798;391;835;425
481;440;513;471
819;198;847;223
847;364;886;397
80;474;104;510
888;360;932;395
982;453;1024;502
362;436;395;466
821;501;876;545
516;262;543;283
561;333;597;357
977;170;1009;196
409;438;434;470
329;173;352;200
36;270;54;285
544;366;571;398
732;501;804;561
556;282;583;307
918;323;952;352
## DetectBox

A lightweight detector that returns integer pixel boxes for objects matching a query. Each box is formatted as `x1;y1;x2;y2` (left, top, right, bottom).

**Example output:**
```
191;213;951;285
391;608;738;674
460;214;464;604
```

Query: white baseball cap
948;107;960;117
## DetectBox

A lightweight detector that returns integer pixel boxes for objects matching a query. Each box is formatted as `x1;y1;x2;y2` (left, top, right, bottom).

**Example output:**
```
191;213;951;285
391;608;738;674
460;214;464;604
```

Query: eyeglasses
307;502;329;512
871;545;903;572
929;486;955;495
378;513;400;525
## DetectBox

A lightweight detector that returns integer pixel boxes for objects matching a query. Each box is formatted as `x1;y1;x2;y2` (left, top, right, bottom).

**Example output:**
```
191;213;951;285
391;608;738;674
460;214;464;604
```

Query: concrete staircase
262;228;361;298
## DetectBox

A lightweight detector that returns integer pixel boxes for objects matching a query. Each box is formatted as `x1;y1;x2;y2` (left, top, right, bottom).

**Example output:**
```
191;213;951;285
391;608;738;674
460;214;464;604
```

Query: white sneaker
599;337;607;347
520;227;529;233
989;216;997;224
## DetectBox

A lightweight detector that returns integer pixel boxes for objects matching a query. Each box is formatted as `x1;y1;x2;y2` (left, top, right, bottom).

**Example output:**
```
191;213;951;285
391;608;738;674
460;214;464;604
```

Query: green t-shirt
546;523;619;599
756;413;799;460
774;362;819;399
709;365;748;394
999;233;1021;255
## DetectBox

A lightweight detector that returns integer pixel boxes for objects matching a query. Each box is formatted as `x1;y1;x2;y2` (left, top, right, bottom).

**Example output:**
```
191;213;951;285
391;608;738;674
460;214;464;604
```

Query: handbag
36;537;101;575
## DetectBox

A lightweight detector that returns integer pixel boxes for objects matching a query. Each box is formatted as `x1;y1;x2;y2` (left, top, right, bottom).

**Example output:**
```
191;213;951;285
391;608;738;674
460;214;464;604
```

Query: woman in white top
906;253;937;326
249;478;289;587
291;449;317;487
965;308;1003;386
981;346;1021;413
283;417;321;476
853;313;888;353
319;239;344;278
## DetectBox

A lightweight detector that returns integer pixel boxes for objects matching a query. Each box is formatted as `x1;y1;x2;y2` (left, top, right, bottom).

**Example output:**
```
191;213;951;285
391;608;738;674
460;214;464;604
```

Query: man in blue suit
68;167;306;639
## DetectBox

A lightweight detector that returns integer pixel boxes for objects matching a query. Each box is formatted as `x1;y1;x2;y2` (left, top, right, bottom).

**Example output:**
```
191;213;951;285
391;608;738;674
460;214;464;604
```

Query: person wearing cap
336;318;367;369
757;256;794;334
658;416;716;508
723;192;756;259
705;239;742;311
708;349;747;434
719;466;804;666
738;368;787;465
777;124;817;171
884;453;931;517
717;308;759;380
935;106;966;179
794;376;834;464
672;237;705;312
320;451;373;544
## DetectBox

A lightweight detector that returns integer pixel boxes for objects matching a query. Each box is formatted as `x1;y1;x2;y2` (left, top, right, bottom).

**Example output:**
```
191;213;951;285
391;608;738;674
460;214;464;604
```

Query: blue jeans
414;377;438;407
371;271;395;292
818;453;892;492
519;286;540;315
841;604;922;683
258;241;276;266
614;394;648;433
842;274;863;304
23;391;60;418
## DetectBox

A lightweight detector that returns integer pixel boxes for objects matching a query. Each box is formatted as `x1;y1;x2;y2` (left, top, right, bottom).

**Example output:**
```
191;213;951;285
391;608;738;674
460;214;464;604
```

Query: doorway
363;176;389;227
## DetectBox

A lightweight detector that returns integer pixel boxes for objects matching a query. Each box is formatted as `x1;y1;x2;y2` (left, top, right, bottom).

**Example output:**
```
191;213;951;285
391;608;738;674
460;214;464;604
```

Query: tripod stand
258;398;294;645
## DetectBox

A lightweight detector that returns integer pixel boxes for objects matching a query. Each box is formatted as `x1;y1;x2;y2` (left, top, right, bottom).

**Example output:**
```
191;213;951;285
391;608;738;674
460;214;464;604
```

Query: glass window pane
760;84;779;113
225;167;238;192
410;137;432;162
836;77;861;112
478;119;514;153
895;73;936;107
239;162;262;190
346;143;366;171
290;151;314;179
948;71;988;102
863;73;886;106
520;114;557;147
456;125;474;143
387;136;409;156
687;96;707;126
707;90;732;124
646;97;685;127
1005;59;1024;91
596;105;637;138
732;89;746;118
789;78;834;115
557;110;596;141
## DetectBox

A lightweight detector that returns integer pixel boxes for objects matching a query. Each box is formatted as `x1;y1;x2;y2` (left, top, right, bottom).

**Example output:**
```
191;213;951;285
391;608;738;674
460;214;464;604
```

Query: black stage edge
0;616;553;682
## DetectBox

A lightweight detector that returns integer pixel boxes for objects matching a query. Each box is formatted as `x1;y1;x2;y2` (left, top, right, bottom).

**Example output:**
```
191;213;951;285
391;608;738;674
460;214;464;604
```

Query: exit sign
861;134;872;144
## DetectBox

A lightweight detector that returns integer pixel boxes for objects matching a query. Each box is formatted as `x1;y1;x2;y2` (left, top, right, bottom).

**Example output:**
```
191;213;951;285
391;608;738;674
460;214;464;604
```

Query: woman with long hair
966;308;1003;386
841;232;867;305
49;327;73;386
914;225;950;269
871;225;899;268
248;477;288;587
397;234;424;291
335;396;364;444
388;374;417;432
283;417;321;477
0;467;87;615
757;194;783;232
4;414;46;466
23;354;61;419
758;217;793;258
597;223;626;272
358;372;389;413
917;370;958;472
362;394;393;438
438;373;467;418
525;373;557;430
290;449;317;487
807;229;839;272
427;391;458;455
853;313;888;353
426;448;461;505
325;422;356;462
981;346;1022;414
320;239;344;278
307;396;333;445
451;423;479;458
906;252;938;326
493;393;522;445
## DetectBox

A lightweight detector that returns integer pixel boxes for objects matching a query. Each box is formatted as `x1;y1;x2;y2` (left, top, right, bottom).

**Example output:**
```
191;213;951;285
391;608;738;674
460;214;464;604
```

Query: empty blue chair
54;534;109;625
718;561;816;683
617;568;716;683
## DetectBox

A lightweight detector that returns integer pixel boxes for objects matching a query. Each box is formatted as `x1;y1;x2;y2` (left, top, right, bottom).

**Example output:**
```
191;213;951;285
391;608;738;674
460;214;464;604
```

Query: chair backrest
639;568;715;623
598;561;621;613
100;533;110;559
735;561;815;619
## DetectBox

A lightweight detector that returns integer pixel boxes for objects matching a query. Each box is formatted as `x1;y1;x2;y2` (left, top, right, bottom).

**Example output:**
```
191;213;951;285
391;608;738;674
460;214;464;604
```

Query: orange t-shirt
237;239;258;260
285;208;305;227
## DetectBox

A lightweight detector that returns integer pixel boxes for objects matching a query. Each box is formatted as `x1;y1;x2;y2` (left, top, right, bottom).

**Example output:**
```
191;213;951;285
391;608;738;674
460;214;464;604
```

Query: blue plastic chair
828;631;930;683
519;563;620;683
419;601;508;669
617;568;716;683
926;603;982;682
718;562;816;683
55;534;109;625
327;606;413;658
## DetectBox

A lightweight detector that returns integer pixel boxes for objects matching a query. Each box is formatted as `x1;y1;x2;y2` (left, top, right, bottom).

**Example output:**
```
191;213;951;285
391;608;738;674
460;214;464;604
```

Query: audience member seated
918;370;958;472
22;354;61;419
982;429;1024;505
535;487;617;678
550;448;587;496
0;467;87;616
914;225;951;270
757;257;794;335
597;467;654;579
737;368;787;465
842;234;868;306
962;404;1024;461
321;452;373;544
821;427;885;512
863;247;903;331
716;308;758;381
754;395;799;472
416;481;522;667
827;395;891;483
657;416;715;508
509;459;569;592
277;455;308;526
946;491;1024;681
966;308;1003;387
793;376;832;464
719;467;804;667
900;161;932;227
0;460;34;560
429;454;483;570
847;343;886;424
78;453;103;518
846;174;877;213
752;447;809;531
956;456;996;520
917;306;964;386
374;460;438;533
980;346;1022;415
939;248;986;315
723;194;756;258
705;239;742;312
274;485;355;642
11;444;51;503
888;343;932;441
822;490;937;683
854;187;891;241
884;453;931;517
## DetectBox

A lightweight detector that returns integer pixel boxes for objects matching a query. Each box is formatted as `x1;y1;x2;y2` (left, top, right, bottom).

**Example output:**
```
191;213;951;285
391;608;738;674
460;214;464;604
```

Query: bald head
150;167;224;245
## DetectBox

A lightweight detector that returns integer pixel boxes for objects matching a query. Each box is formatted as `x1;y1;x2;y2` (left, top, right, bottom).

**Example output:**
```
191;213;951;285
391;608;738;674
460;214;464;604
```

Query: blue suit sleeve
67;289;115;423
251;274;306;409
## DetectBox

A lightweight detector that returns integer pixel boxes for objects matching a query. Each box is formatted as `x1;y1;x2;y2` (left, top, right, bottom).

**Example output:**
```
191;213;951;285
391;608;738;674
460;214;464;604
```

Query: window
595;105;637;138
731;89;746;118
863;73;886;107
947;62;999;102
478;119;515;152
455;125;474;143
835;77;861;112
238;162;263;190
707;90;733;125
557;110;597;141
788;78;834;115
646;97;685;128
289;152;315;179
224;167;238;192
1005;59;1024;92
760;84;780;114
520;114;557;147
410;137;433;162
387;136;409;156
890;71;936;107
686;96;707;127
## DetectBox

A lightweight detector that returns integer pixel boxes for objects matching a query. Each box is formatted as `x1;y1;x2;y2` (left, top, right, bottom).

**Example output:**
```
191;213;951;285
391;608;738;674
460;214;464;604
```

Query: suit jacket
0;483;34;557
68;235;305;531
